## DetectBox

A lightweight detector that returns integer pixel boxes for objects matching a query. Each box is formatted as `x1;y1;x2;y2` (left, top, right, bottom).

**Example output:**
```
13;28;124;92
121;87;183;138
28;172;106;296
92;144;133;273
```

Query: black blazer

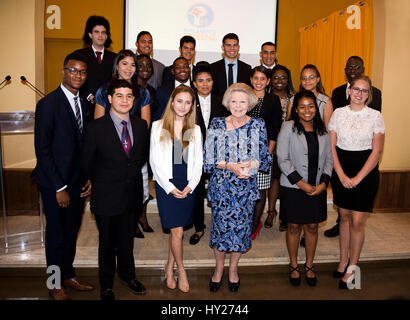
195;94;229;142
154;81;196;121
34;86;88;190
210;59;252;96
331;83;382;112
81;114;149;216
248;93;283;142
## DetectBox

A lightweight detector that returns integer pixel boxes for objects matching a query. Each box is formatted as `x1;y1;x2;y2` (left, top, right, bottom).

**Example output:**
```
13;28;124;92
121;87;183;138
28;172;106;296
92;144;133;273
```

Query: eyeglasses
273;76;288;80
300;75;317;81
64;67;87;76
351;87;369;95
345;65;362;71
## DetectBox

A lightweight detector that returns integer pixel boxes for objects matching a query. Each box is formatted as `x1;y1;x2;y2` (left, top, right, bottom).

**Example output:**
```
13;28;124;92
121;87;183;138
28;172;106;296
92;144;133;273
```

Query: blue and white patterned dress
204;117;271;252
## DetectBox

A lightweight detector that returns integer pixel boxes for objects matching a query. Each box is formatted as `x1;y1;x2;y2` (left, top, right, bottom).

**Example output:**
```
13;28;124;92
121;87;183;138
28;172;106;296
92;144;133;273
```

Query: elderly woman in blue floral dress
204;83;271;293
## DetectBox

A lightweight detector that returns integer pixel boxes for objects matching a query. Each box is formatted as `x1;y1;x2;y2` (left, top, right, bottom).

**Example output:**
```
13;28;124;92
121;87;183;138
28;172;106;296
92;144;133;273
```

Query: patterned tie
228;63;234;87
121;120;132;156
73;96;82;133
96;51;102;64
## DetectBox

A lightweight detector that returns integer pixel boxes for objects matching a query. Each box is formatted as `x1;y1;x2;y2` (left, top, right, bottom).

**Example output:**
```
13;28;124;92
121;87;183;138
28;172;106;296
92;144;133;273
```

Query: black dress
155;141;196;229
279;131;327;224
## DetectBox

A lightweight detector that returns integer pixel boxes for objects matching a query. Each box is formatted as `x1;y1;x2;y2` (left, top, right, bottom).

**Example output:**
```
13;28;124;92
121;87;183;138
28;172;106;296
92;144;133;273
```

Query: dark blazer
81;114;149;216
248;93;283;142
331;83;382;112
162;64;198;84
195;94;229;142
147;58;165;90
154;81;195;121
210;59;252;96
34;86;88;190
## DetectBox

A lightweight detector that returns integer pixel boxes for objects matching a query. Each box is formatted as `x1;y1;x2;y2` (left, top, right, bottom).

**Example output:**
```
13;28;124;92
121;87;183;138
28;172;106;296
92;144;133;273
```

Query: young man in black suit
325;55;382;238
162;35;197;84
72;16;116;120
188;62;229;245
81;79;149;300
210;33;252;97
153;57;194;121
34;53;94;300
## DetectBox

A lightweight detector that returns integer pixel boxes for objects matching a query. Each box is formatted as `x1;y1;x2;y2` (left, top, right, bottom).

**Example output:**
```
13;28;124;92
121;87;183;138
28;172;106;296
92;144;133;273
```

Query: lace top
328;106;385;151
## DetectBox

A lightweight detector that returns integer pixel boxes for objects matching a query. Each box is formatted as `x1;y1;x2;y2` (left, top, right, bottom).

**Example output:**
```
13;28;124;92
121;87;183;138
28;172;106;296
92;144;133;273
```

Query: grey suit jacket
276;120;333;189
147;58;165;90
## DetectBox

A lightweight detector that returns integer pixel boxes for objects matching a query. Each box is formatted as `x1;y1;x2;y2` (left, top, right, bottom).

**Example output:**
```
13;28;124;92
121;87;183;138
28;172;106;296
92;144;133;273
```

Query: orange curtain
299;0;374;95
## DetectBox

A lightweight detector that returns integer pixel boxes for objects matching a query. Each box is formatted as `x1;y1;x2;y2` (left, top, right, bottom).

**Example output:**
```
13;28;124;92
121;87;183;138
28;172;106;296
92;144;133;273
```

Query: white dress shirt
198;94;211;129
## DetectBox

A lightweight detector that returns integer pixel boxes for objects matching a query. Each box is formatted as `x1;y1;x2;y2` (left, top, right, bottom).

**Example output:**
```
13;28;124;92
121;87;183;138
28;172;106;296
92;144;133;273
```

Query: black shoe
100;288;115;301
288;265;301;286
338;279;349;289
300;236;305;248
228;279;240;292
189;232;204;245
139;221;154;233
120;278;146;295
303;263;317;287
279;221;287;232
134;228;144;238
324;223;339;238
333;260;350;278
209;278;222;292
163;228;170;234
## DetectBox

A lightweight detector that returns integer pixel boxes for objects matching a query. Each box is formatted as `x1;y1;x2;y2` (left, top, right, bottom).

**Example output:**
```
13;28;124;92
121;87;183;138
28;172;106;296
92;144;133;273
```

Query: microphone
20;75;46;97
0;75;11;86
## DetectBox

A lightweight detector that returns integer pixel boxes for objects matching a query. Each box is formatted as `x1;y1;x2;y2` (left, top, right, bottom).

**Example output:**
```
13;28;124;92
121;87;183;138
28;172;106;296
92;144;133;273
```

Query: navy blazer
210;59;252;97
276;121;333;189
34;86;88;190
331;83;382;112
81;113;149;216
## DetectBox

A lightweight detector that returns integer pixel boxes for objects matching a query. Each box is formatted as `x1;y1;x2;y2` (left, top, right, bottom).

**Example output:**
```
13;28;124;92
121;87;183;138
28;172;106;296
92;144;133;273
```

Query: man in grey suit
135;31;165;90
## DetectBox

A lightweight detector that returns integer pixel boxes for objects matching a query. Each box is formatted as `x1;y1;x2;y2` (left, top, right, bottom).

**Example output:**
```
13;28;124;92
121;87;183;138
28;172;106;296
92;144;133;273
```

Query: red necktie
121;121;132;156
96;51;102;64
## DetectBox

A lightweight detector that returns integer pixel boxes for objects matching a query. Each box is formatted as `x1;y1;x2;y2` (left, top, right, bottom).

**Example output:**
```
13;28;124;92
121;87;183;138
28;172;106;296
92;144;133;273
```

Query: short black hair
222;33;239;44
136;31;152;42
251;65;270;79
64;52;87;67
172;57;188;67
261;42;276;50
180;35;196;48
193;61;213;81
107;79;134;96
81;15;112;48
346;56;364;66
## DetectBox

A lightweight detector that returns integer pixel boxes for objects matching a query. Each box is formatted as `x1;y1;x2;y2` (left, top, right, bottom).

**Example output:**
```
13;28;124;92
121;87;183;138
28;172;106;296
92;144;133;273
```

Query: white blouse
328;106;385;151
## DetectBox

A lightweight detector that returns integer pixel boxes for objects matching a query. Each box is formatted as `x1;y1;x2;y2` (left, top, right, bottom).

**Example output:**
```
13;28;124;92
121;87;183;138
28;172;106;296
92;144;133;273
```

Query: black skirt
331;147;379;212
279;186;327;224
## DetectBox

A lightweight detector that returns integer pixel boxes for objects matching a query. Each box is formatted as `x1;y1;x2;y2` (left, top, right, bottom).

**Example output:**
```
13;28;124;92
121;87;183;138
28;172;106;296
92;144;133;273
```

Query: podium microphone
20;76;46;97
0;75;11;86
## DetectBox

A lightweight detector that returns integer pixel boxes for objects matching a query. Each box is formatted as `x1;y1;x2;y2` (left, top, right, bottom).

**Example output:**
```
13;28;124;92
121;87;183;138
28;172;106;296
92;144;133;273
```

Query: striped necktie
73;96;82;133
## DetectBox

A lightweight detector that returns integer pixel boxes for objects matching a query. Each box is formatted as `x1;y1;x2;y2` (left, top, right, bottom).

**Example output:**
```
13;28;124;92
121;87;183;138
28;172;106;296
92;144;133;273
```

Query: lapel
296;131;308;151
86;47;99;67
317;133;326;158
195;95;206;135
57;87;82;141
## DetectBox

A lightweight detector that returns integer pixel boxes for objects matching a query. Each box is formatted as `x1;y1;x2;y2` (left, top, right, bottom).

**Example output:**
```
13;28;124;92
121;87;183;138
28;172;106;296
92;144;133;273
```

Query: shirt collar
175;79;190;87
109;110;130;125
224;58;238;67
91;45;105;55
60;83;79;100
262;63;275;70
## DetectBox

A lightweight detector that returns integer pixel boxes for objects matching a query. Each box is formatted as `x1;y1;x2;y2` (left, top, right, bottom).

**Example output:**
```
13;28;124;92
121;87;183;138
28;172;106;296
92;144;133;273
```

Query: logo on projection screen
187;4;214;28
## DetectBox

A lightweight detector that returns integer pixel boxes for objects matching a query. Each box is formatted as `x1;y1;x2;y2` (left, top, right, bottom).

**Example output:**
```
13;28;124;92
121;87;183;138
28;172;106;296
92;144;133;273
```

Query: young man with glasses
325;56;382;238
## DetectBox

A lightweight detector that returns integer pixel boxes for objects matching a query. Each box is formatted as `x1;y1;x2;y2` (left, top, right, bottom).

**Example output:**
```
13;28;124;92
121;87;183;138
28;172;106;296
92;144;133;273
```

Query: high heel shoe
333;260;350;278
303;263;317;287
252;221;262;240
139;220;154;233
164;263;176;290
177;268;190;293
228;279;240;292
288;264;301;286
209;271;224;293
264;209;277;229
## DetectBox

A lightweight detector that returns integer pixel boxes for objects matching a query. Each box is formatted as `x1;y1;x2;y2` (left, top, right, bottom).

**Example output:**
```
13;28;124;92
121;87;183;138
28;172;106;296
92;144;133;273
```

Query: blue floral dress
204;117;271;252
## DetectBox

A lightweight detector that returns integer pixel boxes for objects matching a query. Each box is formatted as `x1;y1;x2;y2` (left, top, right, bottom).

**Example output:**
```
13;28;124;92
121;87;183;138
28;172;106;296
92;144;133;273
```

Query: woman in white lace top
328;76;385;289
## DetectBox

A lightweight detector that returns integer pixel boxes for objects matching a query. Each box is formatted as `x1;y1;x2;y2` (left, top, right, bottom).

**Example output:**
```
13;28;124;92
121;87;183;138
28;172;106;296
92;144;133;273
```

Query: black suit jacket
195;94;229;142
210;59;252;96
81;114;149;216
331;83;382;112
72;47;116;120
34;86;88;190
248;93;282;142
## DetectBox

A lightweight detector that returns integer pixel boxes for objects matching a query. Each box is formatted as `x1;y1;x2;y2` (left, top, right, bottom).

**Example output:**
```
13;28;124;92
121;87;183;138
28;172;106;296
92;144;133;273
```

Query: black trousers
94;210;136;291
192;175;206;232
40;185;85;281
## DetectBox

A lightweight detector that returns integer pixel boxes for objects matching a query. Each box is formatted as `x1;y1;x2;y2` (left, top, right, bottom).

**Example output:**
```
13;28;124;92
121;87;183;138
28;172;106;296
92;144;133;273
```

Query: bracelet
225;162;229;170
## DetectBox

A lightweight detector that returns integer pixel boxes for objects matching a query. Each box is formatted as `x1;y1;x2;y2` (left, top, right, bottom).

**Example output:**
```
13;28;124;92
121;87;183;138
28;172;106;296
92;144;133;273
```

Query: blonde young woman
149;85;203;293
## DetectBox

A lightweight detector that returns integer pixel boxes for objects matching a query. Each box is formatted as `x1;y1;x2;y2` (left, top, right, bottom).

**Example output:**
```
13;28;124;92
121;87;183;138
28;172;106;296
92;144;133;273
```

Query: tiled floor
1;201;410;268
